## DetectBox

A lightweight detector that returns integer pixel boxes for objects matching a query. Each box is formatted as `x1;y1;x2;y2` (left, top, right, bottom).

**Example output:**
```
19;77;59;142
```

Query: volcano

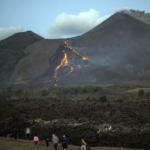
1;11;150;87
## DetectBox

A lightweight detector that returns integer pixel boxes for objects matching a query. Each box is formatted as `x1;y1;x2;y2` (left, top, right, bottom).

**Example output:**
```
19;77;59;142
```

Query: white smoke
113;7;131;14
47;9;110;39
0;26;24;40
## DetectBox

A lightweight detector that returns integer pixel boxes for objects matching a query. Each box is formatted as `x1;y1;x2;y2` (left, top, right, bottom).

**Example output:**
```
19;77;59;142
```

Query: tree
138;89;145;98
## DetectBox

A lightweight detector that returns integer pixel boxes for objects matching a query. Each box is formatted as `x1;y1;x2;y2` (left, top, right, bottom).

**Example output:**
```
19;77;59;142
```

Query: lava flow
54;51;73;78
65;39;89;61
54;39;89;79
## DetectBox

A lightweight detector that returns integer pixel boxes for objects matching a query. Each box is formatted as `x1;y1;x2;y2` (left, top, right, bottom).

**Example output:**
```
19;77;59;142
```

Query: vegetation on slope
0;49;26;83
0;84;103;100
0;31;44;84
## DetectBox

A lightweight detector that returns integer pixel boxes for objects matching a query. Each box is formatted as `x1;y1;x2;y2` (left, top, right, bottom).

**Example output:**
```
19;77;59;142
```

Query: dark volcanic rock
99;95;107;103
0;99;150;148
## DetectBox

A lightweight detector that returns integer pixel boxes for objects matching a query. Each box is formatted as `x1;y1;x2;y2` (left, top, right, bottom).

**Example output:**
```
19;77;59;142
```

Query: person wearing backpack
81;137;87;150
25;126;31;140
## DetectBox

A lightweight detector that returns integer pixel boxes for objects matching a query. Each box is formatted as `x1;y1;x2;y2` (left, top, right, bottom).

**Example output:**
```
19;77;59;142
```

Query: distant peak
21;30;44;39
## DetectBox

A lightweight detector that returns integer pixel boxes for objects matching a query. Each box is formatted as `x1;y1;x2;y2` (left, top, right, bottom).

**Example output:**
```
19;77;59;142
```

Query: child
62;140;67;150
6;134;11;140
46;138;49;147
33;134;39;146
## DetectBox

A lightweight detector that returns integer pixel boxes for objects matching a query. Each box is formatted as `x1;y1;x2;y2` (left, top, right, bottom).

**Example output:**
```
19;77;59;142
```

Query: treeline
0;84;103;100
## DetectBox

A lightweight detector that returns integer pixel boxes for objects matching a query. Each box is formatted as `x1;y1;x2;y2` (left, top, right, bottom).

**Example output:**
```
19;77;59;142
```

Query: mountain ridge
1;12;150;87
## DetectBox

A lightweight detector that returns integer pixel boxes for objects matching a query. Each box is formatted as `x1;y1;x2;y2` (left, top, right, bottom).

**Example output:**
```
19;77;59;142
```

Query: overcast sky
0;0;150;40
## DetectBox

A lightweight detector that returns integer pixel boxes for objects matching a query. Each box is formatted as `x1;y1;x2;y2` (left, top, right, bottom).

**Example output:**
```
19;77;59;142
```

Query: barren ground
0;137;143;150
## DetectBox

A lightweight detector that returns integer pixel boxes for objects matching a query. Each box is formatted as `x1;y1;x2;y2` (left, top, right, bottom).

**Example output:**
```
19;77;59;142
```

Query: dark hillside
0;31;44;84
69;12;150;79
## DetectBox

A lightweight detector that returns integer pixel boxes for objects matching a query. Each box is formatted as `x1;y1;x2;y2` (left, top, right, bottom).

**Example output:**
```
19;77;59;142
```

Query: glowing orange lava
65;39;89;61
54;39;89;79
54;51;74;78
82;57;89;61
35;119;40;123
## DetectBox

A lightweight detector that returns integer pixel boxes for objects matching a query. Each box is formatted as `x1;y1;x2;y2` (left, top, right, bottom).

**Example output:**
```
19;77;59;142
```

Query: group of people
33;133;87;150
7;126;18;140
33;133;69;150
9;126;87;150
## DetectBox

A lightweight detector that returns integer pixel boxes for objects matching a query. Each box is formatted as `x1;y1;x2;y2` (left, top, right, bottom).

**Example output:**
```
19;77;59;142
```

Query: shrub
22;89;31;99
14;89;22;98
138;89;145;98
146;92;150;99
41;88;49;96
0;87;12;99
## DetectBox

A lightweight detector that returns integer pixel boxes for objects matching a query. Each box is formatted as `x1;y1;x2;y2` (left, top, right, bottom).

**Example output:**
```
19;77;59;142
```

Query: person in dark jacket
62;140;67;150
13;127;18;140
63;134;68;147
81;137;87;150
46;138;49;147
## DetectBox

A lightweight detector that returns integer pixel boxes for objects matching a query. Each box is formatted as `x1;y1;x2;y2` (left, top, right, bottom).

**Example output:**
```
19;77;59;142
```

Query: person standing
62;140;67;150
81;137;87;150
52;133;59;150
63;134;68;148
33;134;39;146
12;126;17;140
46;138;49;147
25;126;31;140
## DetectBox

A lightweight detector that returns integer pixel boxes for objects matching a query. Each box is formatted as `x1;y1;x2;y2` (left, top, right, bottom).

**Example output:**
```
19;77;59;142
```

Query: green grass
0;84;103;100
0;49;26;83
127;88;150;93
49;84;103;95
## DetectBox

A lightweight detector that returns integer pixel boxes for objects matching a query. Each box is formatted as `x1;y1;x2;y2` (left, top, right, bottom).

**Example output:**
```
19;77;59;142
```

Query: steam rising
0;26;24;40
113;7;131;13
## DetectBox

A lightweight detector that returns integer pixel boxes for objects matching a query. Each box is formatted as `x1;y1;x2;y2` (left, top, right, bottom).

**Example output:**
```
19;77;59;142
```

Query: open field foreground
1;89;150;149
0;137;144;150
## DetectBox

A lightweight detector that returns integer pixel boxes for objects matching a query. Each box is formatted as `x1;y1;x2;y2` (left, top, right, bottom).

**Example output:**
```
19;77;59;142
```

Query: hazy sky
0;0;150;40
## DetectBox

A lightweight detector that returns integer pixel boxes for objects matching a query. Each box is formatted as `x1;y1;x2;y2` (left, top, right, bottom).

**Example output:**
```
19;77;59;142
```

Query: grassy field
0;137;144;150
127;88;150;93
0;84;103;100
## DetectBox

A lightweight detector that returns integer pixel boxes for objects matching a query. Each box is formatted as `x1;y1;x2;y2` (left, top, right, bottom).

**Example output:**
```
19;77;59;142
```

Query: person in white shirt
25;126;31;140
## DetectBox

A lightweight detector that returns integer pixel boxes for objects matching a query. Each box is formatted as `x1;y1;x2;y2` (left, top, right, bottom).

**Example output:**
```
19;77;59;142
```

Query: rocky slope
0;31;44;85
70;12;150;79
0;97;150;148
8;12;150;87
